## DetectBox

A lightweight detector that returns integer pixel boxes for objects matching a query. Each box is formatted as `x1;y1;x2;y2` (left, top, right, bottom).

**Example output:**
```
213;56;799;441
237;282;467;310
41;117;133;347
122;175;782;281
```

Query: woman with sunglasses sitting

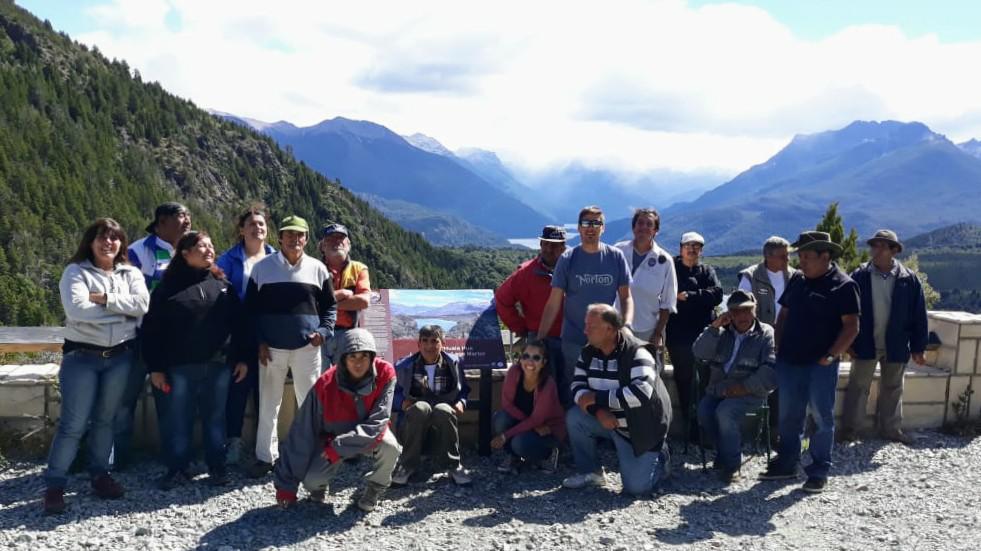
490;340;566;474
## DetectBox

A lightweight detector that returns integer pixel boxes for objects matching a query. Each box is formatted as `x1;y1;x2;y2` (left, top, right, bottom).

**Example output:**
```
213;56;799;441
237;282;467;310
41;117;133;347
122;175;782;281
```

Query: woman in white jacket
43;218;149;515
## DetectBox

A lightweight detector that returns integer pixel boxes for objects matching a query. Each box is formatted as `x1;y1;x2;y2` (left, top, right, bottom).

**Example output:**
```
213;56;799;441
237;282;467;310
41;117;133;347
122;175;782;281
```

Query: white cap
680;231;705;245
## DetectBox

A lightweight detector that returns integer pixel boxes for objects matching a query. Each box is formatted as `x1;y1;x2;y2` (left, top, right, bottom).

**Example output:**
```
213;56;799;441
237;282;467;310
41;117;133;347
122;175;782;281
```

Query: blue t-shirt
552;243;632;345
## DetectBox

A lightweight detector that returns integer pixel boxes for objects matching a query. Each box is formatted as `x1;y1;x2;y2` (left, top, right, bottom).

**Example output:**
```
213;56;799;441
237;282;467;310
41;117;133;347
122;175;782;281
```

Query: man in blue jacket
840;230;928;445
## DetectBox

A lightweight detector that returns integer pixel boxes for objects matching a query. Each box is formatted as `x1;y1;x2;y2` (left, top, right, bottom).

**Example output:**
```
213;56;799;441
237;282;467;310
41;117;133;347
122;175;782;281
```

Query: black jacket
850;261;928;363
667;258;723;344
142;270;250;373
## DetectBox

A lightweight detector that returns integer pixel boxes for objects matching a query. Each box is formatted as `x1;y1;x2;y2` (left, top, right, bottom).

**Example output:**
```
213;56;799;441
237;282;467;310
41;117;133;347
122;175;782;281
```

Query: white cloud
71;0;981;177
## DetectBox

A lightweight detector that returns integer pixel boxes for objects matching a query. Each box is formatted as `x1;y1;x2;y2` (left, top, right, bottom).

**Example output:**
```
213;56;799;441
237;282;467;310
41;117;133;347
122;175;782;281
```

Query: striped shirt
571;337;659;441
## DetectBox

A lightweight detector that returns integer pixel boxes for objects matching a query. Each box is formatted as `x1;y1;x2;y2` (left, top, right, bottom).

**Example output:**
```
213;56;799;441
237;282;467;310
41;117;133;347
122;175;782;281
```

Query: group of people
42;200;928;515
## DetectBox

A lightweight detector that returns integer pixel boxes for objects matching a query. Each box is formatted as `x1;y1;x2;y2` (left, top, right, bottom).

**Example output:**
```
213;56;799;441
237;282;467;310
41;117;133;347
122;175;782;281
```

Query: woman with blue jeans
491;341;566;474
142;231;250;489
44;218;150;514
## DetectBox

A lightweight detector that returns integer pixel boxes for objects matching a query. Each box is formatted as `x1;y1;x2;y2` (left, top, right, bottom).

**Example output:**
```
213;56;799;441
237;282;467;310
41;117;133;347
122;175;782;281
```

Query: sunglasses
520;353;544;362
579;220;604;228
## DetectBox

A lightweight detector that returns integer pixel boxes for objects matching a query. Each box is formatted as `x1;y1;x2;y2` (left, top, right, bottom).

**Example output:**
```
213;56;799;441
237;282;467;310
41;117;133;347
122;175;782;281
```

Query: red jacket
500;364;566;442
495;257;562;338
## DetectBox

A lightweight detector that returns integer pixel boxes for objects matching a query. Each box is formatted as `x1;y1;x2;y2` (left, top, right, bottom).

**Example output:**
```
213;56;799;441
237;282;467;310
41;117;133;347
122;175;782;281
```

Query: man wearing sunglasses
538;206;633;407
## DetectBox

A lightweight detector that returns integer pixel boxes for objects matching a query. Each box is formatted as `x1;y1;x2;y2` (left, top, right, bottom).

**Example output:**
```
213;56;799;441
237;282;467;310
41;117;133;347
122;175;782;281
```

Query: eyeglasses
520;353;544;362
579;220;604;228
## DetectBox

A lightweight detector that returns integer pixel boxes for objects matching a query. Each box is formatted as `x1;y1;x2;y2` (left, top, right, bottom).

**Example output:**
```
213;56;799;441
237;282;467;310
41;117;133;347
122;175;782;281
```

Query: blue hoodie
216;241;276;301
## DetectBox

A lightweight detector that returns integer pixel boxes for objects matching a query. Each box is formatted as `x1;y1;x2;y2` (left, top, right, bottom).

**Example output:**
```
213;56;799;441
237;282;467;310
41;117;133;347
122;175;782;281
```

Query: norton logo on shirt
575;274;615;286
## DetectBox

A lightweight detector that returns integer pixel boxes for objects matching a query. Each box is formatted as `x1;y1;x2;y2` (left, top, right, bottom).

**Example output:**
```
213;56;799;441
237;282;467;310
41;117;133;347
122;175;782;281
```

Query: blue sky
15;0;981;177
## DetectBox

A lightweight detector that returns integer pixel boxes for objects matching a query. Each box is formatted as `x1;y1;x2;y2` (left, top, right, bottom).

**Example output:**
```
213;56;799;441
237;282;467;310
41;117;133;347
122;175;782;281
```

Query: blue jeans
225;359;258;439
566;406;666;496
492;410;558;462
775;359;839;480
560;339;585;408
45;347;134;489
162;362;232;473
112;341;147;465
697;394;763;471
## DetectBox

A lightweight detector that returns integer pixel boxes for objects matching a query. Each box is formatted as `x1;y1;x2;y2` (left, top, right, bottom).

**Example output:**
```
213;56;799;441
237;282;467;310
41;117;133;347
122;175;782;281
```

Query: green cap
279;215;309;234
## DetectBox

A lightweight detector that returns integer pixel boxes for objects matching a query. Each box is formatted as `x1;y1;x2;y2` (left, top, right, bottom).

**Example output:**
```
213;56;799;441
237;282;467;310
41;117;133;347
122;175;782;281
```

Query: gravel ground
1;430;979;551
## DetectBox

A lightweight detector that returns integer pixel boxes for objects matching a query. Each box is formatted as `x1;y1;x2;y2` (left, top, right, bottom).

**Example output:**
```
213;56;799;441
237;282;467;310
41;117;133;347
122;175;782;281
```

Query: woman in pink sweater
491;340;566;474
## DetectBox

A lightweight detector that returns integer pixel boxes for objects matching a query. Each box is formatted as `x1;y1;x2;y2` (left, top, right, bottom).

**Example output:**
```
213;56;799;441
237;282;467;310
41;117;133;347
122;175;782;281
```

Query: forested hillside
0;2;528;325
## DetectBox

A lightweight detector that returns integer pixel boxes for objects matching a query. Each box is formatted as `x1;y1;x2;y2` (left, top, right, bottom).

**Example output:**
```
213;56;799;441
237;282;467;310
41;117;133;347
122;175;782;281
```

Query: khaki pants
842;356;907;435
255;344;321;463
301;430;401;491
397;402;461;471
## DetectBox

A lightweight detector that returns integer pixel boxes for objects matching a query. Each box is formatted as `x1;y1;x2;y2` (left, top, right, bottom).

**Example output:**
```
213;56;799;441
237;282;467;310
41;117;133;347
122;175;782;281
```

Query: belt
69;340;135;358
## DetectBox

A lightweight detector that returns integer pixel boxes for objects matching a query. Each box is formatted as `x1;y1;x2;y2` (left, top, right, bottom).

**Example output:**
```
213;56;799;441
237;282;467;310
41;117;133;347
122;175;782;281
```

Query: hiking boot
719;468;742;485
390;465;413;486
540;448;560;475
562;470;607;489
882;430;915;446
91;473;124;499
205;469;230;487
225;437;243;466
246;460;273;479
497;455;519;474
156;470;188;491
836;429;858;444
356;483;385;512
449;466;473;486
758;459;799;481
43;487;66;515
802;477;827;494
307;489;327;503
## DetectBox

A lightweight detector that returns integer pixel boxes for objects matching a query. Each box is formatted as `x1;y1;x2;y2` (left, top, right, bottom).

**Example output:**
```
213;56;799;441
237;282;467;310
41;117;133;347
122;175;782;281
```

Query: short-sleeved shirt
552;243;631;346
777;264;860;365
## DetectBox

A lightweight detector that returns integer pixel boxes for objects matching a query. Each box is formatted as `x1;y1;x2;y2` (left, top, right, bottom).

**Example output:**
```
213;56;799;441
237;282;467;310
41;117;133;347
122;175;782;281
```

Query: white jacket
614;240;678;334
59;261;150;347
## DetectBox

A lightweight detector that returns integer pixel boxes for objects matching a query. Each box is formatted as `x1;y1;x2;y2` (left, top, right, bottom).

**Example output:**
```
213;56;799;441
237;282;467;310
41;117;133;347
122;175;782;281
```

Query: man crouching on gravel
273;329;401;512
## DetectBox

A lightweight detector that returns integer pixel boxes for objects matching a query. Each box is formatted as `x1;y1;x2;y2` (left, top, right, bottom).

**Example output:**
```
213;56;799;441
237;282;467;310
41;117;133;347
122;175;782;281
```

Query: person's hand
258;343;272;367
912;352;926;366
491;434;506;449
150;372;171;394
534;425;552;437
723;383;748;398
334;289;354;302
453;401;466;416
653;331;665;349
89;292;107;305
233;362;248;383
677;291;688;302
576;391;596;413
596;409;618;430
712;312;732;329
401;399;416;412
308;332;324;347
818;355;834;366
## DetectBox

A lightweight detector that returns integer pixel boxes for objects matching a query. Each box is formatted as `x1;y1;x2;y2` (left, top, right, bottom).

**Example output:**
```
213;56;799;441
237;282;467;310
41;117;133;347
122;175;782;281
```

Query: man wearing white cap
667;231;722;442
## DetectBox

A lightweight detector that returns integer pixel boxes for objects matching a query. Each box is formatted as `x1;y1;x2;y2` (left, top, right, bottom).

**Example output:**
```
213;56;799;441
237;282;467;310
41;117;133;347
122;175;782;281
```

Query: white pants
255;344;321;463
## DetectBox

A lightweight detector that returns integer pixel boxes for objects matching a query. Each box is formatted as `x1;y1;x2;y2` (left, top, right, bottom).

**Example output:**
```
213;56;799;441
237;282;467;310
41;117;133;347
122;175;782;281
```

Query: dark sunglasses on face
520;353;544;362
579;220;604;228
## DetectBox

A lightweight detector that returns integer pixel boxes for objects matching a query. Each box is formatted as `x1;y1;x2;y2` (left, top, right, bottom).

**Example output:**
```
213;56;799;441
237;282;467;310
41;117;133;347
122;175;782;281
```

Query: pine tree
815;202;869;272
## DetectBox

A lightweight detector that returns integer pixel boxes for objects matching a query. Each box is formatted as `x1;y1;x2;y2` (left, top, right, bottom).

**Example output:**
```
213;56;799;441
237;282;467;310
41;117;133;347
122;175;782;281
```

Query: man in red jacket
495;225;567;395
273;329;400;512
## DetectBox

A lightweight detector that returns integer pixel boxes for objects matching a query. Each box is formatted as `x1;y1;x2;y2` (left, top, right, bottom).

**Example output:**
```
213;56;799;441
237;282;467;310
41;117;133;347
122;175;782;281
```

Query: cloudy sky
19;0;981;178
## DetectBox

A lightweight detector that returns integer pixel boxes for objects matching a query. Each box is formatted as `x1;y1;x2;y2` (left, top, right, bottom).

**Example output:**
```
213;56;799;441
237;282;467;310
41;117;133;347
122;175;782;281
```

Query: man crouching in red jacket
273;328;400;512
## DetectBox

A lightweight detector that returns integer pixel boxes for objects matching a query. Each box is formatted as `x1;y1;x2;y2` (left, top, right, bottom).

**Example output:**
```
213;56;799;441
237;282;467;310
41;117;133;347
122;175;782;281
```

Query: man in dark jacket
693;290;776;483
840;230;928;445
667;231;723;440
563;304;672;496
273;329;400;513
391;325;472;486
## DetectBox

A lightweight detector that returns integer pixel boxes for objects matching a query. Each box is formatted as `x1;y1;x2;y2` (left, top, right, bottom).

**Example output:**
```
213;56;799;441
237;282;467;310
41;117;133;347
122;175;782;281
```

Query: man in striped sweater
563;303;672;496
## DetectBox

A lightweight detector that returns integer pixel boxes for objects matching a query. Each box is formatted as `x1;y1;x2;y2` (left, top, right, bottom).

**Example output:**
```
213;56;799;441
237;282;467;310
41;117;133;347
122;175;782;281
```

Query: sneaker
156;470;188;491
758;460;799;481
225;437;243;466
246;461;273;479
882;430;915;446
540;448;560;475
356;483;385;512
205;470;230;487
449;465;473;486
91;473;124;499
390;465;413;486
497;455;519;474
307;489;327;503
562;470;607;489
802;477;827;494
43;487;65;515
